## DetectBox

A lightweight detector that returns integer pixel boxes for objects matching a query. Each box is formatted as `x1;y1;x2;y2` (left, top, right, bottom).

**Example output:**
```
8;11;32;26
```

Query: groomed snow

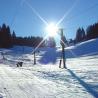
0;38;98;98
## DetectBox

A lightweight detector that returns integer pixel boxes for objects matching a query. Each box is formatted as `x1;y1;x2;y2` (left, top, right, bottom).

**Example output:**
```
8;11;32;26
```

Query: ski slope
0;39;98;98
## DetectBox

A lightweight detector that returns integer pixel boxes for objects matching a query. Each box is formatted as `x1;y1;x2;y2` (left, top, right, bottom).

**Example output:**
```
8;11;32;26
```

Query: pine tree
81;28;86;41
75;28;85;43
6;26;12;47
12;31;16;45
1;24;7;48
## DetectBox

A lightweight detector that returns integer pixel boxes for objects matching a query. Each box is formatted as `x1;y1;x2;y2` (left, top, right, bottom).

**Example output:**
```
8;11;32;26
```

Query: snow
65;38;98;57
0;38;98;98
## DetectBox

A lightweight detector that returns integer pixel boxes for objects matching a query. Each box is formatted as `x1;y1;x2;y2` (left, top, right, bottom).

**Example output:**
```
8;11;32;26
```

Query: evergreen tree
86;25;93;40
12;31;16;45
75;27;85;43
0;24;12;48
86;23;98;40
0;24;7;48
81;28;86;41
47;37;56;47
6;26;12;47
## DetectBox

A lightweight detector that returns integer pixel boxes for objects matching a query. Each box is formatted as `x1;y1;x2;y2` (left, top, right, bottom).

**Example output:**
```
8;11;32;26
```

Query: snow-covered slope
39;38;98;64
64;38;98;58
0;38;98;98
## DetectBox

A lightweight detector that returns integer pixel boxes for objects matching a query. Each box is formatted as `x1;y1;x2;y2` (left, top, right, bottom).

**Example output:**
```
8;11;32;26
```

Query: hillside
0;38;98;98
65;38;98;57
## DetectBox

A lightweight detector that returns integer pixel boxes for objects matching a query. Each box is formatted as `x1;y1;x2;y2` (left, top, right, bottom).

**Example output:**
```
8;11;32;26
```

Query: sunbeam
22;0;78;58
56;0;79;26
10;0;24;28
56;34;77;57
32;35;48;54
24;0;48;25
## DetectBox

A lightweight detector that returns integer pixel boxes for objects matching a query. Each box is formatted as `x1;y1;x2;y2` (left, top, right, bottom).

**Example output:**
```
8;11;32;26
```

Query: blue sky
0;0;98;40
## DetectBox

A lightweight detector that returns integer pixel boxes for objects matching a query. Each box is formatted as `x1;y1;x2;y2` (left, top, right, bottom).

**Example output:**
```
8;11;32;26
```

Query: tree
0;24;7;48
86;23;98;40
0;26;2;47
6;26;12;47
47;37;56;47
12;31;16;45
86;25;93;40
81;28;86;41
68;39;75;46
0;23;46;48
0;24;12;48
75;28;86;43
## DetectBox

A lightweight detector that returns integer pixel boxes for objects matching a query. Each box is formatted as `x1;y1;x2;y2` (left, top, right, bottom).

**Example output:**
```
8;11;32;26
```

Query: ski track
0;39;98;98
0;59;97;98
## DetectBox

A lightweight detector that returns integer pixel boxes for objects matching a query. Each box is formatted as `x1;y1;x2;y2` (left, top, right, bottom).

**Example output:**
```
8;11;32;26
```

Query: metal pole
34;48;36;65
60;29;66;68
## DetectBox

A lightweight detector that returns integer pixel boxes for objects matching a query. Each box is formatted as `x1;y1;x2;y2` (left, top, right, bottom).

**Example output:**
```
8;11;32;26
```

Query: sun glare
46;22;58;37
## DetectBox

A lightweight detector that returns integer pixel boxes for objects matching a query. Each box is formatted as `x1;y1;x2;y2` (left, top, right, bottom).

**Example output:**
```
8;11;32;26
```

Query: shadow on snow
67;69;98;98
39;48;57;64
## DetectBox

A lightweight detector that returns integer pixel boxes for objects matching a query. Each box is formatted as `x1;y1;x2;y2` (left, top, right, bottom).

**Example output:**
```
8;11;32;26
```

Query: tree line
0;23;45;48
0;21;98;48
70;22;98;44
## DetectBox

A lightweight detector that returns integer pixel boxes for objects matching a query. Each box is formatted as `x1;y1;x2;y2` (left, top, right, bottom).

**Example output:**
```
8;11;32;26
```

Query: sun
46;22;58;37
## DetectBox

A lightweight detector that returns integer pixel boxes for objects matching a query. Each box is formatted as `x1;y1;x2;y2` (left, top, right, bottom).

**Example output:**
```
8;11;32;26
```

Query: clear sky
0;0;98;40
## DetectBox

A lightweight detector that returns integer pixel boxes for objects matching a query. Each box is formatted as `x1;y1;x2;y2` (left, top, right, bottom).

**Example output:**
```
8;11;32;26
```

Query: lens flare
46;22;58;37
22;0;78;58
